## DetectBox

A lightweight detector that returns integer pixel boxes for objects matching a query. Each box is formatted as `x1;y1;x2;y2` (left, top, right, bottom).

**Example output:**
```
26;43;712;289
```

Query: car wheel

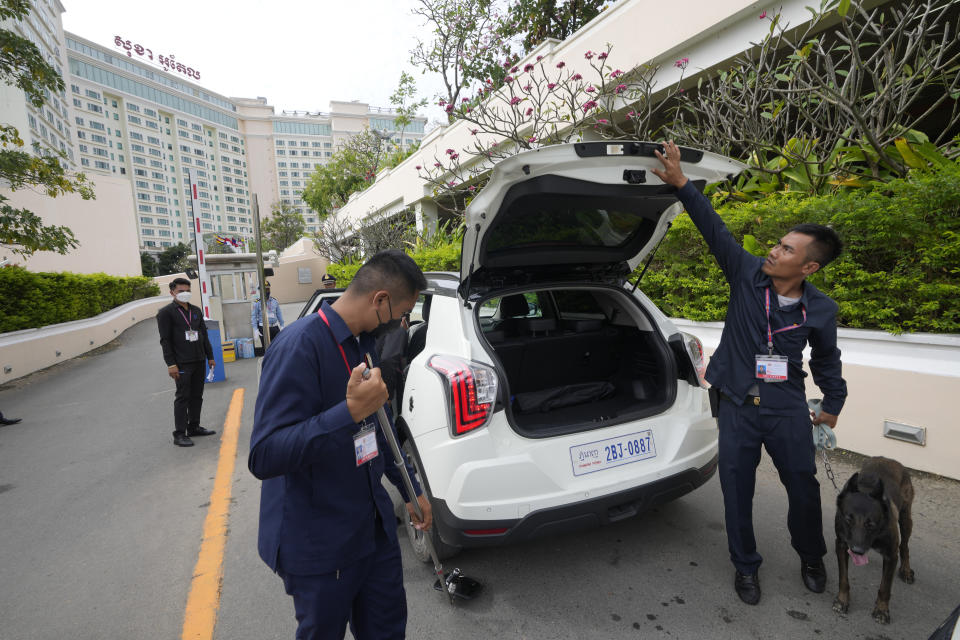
400;439;461;563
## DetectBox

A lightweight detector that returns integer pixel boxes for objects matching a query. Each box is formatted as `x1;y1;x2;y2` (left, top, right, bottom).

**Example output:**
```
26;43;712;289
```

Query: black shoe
0;417;22;426
173;432;194;447
801;560;827;593
186;426;216;437
735;571;761;605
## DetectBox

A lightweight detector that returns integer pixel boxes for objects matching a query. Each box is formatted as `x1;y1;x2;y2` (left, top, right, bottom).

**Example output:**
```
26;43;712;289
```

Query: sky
60;0;450;125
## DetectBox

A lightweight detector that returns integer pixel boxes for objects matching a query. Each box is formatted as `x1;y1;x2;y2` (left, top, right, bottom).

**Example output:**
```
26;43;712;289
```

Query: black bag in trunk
514;381;616;414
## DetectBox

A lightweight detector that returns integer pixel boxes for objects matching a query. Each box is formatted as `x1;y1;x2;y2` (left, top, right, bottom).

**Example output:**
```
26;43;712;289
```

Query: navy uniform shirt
249;300;421;575
675;181;847;417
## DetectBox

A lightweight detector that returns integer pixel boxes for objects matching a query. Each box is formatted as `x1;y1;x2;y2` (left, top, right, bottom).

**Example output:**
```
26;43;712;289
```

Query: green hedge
0;267;161;333
326;242;461;289
641;163;960;333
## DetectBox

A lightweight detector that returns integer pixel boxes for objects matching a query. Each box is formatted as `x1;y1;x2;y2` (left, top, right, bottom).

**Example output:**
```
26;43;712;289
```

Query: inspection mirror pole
252;193;270;350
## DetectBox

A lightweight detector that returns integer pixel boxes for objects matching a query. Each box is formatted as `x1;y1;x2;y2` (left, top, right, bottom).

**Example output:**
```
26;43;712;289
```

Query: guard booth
187;252;277;344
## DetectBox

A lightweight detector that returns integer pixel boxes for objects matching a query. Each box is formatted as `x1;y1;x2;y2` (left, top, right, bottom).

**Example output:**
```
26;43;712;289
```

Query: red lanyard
177;306;192;329
764;288;806;354
317;308;353;376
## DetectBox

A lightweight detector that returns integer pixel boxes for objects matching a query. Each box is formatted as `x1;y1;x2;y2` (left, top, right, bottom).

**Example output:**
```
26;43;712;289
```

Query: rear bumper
432;453;718;549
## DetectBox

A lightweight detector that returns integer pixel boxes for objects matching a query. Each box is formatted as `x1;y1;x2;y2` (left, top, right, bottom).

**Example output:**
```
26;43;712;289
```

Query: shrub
0;268;161;333
641;163;960;333
325;241;461;290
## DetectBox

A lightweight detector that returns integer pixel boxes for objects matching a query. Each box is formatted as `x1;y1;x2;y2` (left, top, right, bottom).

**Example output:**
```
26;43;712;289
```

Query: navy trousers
279;527;407;640
717;396;826;574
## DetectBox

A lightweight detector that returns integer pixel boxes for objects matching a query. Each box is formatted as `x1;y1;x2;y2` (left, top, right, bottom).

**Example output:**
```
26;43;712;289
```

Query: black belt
721;391;760;406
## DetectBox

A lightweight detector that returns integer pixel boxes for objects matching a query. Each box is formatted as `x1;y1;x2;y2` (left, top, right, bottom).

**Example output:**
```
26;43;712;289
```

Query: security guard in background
251;280;284;350
157;277;216;447
249;250;431;640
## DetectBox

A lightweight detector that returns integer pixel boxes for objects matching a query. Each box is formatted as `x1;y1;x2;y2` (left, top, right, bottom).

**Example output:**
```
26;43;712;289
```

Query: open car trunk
478;286;677;437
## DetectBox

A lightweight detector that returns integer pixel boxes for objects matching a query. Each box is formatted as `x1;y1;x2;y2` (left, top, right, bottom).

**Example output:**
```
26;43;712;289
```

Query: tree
157;242;191;276
0;0;94;258
389;71;428;147
302;129;392;219
359;209;418;255
668;0;960;194
261;201;306;251
410;0;509;115
312;213;359;263
498;0;611;54
140;251;158;277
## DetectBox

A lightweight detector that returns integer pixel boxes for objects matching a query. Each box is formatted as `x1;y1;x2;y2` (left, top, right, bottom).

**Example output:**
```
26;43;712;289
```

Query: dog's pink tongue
848;549;869;566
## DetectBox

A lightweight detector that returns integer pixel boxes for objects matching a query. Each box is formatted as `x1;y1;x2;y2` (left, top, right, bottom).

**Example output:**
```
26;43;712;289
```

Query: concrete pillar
414;200;439;237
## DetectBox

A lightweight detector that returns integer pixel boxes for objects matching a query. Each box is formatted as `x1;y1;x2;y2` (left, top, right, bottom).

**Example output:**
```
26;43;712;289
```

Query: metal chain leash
820;447;839;492
809;398;840;493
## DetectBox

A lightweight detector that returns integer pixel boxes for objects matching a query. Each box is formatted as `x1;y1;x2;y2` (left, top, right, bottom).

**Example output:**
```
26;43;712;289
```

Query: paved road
1;316;958;640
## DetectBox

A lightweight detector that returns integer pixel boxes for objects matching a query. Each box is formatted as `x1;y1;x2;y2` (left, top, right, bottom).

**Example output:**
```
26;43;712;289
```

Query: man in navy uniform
653;141;847;605
156;277;216;447
249;250;431;640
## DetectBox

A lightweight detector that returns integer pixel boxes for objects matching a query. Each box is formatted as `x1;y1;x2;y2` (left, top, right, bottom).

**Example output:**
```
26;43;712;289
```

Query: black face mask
369;295;402;340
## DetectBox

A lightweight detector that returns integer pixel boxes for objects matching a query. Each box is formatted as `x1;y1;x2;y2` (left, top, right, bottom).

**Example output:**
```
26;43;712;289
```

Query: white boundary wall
0;296;170;383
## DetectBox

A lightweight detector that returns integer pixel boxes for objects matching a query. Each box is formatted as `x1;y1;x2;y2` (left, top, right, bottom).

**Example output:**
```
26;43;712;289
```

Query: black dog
833;456;915;624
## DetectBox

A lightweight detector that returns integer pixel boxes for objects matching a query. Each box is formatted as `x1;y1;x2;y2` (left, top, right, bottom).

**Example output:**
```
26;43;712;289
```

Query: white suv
305;142;744;560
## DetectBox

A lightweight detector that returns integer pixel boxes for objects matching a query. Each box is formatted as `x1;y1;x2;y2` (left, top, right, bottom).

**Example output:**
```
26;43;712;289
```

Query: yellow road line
181;388;245;640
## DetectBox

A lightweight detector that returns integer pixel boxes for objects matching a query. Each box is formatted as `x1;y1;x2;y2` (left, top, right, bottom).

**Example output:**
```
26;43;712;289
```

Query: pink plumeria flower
610;69;623;78
525;107;533;116
598;52;608;60
415;165;422;170
584;50;594;59
571;73;583;81
596;118;609;124
528;136;537;142
450;153;459;160
524;63;534;72
504;75;514;83
759;10;767;18
615;83;627;93
547;82;557;90
470;128;479;135
582;100;598;112
585;86;596;93
523;84;532;91
556;61;566;69
448;181;456;187
445;148;455;155
445;104;454;112
468;185;476;191
434;162;442;168
536;55;543;62
674;57;689;68
510;96;522;105
510;66;519;73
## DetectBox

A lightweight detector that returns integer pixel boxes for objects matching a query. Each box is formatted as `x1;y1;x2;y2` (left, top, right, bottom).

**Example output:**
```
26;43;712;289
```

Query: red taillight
427;355;498;436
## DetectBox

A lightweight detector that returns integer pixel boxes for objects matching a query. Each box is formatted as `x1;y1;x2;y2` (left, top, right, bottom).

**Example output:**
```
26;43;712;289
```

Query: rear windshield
486;193;655;252
481;176;674;261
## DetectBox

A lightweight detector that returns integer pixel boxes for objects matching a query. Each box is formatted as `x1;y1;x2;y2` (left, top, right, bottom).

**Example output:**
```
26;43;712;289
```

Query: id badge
353;423;379;466
185;330;199;342
755;354;788;382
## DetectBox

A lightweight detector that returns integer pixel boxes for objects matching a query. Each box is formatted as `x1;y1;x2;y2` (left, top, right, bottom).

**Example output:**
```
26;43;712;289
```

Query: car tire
400;439;461;563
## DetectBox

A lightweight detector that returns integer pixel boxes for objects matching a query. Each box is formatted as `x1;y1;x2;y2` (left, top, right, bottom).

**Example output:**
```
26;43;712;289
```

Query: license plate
569;430;657;477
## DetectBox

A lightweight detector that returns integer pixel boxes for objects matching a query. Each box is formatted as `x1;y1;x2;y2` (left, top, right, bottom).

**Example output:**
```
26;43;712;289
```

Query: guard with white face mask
157;277;216;447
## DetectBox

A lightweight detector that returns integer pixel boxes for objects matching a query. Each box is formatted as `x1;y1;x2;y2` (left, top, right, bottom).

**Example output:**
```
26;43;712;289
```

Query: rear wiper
629;222;671;294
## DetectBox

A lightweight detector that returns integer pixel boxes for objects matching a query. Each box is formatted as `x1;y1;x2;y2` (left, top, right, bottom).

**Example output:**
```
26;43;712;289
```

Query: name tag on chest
354;424;379;466
185;330;199;342
755;354;788;381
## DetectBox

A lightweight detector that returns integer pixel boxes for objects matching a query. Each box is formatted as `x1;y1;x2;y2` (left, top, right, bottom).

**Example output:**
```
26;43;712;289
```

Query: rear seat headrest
500;294;530;318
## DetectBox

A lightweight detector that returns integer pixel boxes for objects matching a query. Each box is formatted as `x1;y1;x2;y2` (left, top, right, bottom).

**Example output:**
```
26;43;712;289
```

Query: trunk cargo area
479;288;676;435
